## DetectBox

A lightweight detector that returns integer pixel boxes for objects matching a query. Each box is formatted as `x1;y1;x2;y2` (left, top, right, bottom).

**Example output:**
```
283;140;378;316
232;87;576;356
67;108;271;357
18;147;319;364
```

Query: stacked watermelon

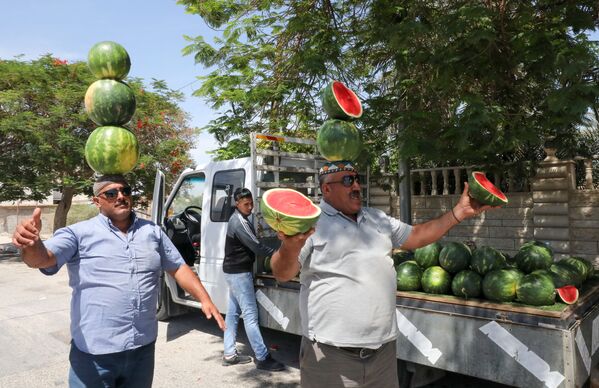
84;41;139;174
395;240;595;307
317;81;363;161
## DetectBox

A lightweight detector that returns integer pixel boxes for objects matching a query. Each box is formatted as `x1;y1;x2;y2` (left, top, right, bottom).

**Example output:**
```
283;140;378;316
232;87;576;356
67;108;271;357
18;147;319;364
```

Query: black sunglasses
327;175;360;187
100;186;132;199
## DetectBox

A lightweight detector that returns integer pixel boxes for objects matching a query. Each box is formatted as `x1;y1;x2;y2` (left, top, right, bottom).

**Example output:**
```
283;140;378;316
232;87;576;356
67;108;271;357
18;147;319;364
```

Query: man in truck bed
272;161;496;388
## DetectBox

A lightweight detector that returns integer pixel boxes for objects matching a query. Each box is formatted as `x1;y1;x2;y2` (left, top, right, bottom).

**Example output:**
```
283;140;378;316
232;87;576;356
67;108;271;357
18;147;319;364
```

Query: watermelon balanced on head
421;266;451;294
396;261;423;291
468;171;508;206
451;270;482;298
470;246;507;275
515;240;553;273
321;80;363;120
516;273;556;306
261;188;320;235
85;79;136;126
482;269;521;302
88;41;131;80
414;242;442;269
85;126;139;174
317;119;362;161
438;242;471;273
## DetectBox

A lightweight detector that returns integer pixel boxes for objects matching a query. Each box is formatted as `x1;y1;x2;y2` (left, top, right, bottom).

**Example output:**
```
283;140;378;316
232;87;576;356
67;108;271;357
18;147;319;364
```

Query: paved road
0;251;511;388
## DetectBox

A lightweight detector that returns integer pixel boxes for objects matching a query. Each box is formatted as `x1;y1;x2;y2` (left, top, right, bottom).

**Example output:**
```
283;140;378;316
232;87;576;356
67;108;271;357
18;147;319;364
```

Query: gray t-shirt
298;200;412;348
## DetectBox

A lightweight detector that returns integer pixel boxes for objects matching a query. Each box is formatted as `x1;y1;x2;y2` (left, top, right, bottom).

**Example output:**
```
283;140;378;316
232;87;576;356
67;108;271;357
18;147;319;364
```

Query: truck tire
156;273;172;321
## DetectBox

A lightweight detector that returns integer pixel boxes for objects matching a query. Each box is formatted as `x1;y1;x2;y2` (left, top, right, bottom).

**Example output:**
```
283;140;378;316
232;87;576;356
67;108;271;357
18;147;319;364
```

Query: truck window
211;169;245;222
170;175;206;215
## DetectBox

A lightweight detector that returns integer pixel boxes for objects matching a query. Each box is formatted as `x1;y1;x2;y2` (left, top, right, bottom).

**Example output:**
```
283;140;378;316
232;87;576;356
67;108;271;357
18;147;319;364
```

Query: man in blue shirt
12;174;225;388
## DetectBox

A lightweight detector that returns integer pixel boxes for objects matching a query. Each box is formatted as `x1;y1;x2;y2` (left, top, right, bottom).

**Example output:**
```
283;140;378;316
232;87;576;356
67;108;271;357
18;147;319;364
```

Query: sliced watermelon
556;285;579;304
321;80;363;120
468;171;508;206
261;188;321;235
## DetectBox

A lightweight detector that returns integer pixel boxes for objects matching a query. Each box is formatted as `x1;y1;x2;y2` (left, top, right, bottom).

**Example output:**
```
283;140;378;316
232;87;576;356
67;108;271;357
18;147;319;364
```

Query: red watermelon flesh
332;81;361;116
473;172;507;201
265;190;315;217
260;188;321;235
556;285;579;304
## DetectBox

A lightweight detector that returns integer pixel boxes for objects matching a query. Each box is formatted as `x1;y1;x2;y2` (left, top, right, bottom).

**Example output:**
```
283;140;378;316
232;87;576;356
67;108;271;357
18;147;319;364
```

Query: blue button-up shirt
42;213;184;355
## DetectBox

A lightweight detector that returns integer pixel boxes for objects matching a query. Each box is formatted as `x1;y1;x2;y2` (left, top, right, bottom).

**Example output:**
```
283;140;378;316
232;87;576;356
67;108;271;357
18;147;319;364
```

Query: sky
1;0;220;166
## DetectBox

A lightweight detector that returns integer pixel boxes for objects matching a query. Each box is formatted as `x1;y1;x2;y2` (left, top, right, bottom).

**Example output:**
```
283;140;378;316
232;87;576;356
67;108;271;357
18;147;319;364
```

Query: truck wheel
156;274;172;321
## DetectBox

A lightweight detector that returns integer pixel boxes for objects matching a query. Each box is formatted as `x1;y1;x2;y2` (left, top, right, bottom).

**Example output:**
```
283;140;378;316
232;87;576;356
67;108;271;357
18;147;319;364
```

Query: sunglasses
99;186;132;199
327;175;360;187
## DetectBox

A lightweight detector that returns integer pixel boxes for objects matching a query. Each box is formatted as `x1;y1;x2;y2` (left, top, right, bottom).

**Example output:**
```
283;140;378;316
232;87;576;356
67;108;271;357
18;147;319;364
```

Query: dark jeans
68;341;155;388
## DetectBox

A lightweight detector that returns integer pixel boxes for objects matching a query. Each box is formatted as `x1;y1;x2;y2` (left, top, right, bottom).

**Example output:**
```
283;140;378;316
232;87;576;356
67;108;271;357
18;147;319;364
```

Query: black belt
336;345;381;359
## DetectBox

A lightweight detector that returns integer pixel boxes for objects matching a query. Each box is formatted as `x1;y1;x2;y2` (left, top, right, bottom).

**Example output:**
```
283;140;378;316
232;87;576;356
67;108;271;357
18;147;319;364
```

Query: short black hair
234;187;253;202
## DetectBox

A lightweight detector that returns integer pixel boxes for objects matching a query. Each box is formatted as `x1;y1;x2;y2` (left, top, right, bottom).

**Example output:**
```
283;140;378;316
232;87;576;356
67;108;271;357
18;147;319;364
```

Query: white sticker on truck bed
395;311;442;364
479;321;565;388
256;290;290;330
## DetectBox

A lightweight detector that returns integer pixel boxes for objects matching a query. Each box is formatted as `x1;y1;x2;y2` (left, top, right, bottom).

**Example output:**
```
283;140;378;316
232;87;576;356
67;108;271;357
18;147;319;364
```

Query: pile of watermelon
394;240;595;307
84;41;139;175
317;81;363;161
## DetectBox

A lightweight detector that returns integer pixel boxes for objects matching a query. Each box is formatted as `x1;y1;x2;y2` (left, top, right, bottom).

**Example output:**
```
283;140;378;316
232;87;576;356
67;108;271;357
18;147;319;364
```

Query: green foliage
0;55;198;227
179;0;599;178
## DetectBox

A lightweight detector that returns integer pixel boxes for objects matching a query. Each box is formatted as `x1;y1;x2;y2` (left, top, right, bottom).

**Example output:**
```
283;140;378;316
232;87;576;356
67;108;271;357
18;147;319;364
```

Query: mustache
350;190;361;198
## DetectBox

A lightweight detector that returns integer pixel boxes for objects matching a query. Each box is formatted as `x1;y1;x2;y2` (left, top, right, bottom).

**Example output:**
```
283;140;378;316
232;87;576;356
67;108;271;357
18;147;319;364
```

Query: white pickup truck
152;132;599;388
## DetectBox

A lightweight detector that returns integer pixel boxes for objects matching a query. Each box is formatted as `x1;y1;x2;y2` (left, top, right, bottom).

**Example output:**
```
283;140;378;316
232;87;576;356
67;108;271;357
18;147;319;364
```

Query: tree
179;0;598;181
0;55;197;231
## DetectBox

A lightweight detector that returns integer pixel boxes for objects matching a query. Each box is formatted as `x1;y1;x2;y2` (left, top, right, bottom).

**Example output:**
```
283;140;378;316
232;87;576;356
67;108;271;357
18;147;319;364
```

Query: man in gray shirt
272;161;496;388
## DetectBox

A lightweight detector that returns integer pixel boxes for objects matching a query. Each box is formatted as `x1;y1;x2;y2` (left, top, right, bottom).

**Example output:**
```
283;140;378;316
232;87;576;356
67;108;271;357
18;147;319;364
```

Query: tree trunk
53;186;74;232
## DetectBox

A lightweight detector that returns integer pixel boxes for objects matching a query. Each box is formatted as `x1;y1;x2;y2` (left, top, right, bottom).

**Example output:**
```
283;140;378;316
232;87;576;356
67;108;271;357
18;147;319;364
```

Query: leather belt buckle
358;348;375;359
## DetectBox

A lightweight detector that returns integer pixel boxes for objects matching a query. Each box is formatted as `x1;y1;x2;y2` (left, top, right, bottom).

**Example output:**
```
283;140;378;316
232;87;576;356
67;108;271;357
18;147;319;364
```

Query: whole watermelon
471;246;507;275
516;273;556;306
317;119;362;161
414;242;442;269
482;269;521;302
451;270;482;298
396;261;423;291
438;242;471;273
263;256;272;273
515;241;553;273
392;250;414;267
550;262;584;287
421;266;452;294
560;257;594;281
85;80;136;126
88;41;131;80
85;126;139;174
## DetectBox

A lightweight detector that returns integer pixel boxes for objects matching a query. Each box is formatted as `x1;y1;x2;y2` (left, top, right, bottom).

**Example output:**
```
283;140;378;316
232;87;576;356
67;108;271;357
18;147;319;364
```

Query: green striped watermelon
560;257;594;281
471;246;507;275
482;269;520;302
85;80;136;126
438;242;471;273
414;242;442;269
263;256;272;273
260;188;321;235
85;126;139;174
516;273;556;306
468;171;508;206
451;270;482;298
396;261;423;291
515;241;553;273
550;262;584;287
316;119;362;162
321;80;363;120
421;266;451;294
88;41;131;80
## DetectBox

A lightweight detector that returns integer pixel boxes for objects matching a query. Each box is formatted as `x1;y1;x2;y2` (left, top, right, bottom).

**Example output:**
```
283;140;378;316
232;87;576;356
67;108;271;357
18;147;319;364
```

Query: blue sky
1;0;219;166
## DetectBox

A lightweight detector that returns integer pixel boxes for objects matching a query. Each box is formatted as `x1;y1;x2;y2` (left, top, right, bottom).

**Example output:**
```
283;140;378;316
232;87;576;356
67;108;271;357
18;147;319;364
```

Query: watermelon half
85;126;139;174
321;80;363;120
261;189;321;236
317;119;362;162
556;285;579;304
468;171;508;206
85;79;136;126
88;41;131;80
